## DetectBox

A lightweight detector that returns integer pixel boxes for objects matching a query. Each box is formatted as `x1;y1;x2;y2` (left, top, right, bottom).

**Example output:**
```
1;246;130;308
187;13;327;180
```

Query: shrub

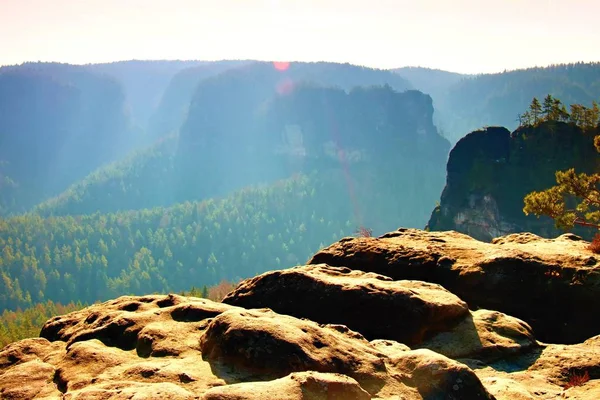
208;280;239;302
563;370;590;389
355;226;373;238
588;233;600;254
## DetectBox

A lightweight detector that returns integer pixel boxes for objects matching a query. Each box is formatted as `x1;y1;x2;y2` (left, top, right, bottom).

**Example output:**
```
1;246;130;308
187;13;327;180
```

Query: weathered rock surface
222;264;469;345
0;338;65;399
0;294;495;399
467;334;600;400
199;307;390;392
309;228;600;344
201;371;371;400
417;309;538;361
382;348;495;399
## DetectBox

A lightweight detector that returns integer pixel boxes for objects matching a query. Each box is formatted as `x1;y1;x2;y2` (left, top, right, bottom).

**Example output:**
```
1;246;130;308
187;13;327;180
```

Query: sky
1;0;599;74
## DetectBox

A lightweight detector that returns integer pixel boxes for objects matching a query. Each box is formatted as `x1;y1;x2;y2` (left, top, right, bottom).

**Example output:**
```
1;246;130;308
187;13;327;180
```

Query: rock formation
309;228;600;345
1;228;599;399
222;264;470;346
426;122;599;241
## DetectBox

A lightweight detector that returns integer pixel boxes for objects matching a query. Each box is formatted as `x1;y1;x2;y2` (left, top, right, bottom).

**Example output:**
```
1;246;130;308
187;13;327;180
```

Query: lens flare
273;61;290;71
276;78;294;95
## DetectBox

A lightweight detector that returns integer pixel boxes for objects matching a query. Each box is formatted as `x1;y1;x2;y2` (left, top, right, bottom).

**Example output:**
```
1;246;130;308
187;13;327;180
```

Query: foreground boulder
223;264;537;362
199;307;390;393
309;228;600;344
0;294;495;399
223;264;469;345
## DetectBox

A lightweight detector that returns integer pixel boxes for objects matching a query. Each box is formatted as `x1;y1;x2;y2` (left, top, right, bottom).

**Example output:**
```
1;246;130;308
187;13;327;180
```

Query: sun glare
273;61;290;71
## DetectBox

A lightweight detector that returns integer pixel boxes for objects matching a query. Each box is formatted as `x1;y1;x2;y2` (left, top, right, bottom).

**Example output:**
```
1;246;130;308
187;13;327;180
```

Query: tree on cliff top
517;95;598;129
523;135;600;230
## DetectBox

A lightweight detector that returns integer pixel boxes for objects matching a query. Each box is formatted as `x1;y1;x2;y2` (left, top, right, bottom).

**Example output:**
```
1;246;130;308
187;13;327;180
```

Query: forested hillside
0;63;136;215
36;84;449;219
400;62;600;143
393;67;467;96
0;301;84;347
34;135;179;216
1;172;387;313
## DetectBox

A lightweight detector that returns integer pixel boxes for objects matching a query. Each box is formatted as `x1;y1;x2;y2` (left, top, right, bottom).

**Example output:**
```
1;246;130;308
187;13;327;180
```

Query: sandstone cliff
1;229;599;399
426;122;599;241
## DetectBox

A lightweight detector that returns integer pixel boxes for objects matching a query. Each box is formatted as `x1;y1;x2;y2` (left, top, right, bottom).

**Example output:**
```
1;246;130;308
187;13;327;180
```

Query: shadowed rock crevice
170;303;227;322
53;369;68;394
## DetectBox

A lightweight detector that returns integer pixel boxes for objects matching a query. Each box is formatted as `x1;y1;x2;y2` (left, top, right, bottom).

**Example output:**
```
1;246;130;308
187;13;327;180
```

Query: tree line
518;95;599;130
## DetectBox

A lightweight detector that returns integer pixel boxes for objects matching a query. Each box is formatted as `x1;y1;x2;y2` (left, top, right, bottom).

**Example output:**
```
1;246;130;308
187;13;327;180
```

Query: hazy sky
1;0;598;74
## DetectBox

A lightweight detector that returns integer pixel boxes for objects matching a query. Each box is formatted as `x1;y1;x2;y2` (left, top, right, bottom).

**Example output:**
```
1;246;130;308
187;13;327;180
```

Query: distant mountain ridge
37;82;448;231
0;62;136;214
0;60;415;216
395;62;600;142
148;60;414;140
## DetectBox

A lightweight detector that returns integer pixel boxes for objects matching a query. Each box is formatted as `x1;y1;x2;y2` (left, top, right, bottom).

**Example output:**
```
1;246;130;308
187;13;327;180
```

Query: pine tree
570;104;585;126
520;110;533;126
524;135;600;229
582;106;597;131
557;101;570;122
529;97;543;125
542;94;555;121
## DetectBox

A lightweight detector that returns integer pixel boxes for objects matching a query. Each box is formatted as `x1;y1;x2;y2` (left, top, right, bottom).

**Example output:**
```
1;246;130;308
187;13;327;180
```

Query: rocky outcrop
1;228;600;399
309;228;600;344
176;79;450;231
223;264;538;361
427;123;599;241
199;307;394;395
468;336;600;399
222;264;470;345
0;294;495;400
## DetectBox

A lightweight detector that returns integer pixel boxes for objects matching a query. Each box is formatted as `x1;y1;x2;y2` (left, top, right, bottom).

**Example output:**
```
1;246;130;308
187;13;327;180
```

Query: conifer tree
570;104;585;126
554;99;570;122
529;97;543;125
542;94;555;121
524;135;600;229
520;110;533;126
